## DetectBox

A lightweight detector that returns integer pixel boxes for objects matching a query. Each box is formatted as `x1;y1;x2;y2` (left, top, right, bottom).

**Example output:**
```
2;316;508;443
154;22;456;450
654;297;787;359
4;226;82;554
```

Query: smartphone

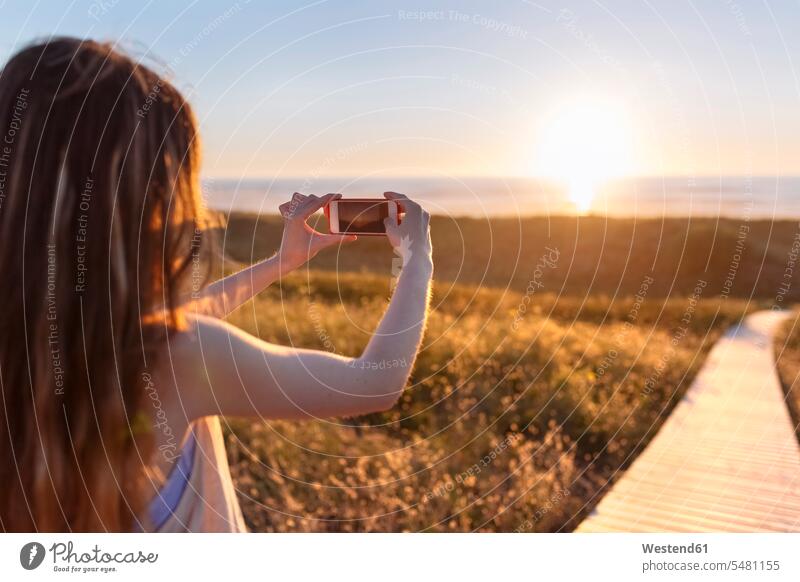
325;198;400;236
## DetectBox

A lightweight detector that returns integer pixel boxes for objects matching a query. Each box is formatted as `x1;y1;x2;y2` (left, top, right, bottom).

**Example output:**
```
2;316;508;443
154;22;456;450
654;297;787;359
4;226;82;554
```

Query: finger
384;191;419;212
299;193;337;219
279;200;302;219
396;199;420;220
291;193;319;219
386;194;409;216
383;216;401;239
282;193;308;219
316;233;357;250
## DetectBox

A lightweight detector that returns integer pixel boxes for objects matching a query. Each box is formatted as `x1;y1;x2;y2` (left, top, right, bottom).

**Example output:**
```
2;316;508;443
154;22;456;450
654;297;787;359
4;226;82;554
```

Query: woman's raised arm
185;193;355;319
166;193;433;421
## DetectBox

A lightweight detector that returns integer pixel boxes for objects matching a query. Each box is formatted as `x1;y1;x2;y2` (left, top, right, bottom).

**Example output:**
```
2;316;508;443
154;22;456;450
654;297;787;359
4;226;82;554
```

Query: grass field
774;312;800;441
214;212;794;531
221;213;800;300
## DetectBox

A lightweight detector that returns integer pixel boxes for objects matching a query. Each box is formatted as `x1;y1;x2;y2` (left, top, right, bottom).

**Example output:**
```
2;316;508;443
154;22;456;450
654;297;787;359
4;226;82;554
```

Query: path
577;310;800;532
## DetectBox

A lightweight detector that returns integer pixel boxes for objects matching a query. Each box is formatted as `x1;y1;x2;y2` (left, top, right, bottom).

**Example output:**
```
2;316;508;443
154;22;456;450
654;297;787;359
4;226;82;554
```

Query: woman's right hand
383;191;432;267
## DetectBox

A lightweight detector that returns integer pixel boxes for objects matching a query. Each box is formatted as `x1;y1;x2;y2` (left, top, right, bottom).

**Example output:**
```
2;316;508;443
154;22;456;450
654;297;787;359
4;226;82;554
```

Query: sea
201;176;800;220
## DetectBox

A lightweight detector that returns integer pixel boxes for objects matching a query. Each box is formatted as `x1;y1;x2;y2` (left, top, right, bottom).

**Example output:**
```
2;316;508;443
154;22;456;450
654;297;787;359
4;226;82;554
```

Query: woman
0;38;432;532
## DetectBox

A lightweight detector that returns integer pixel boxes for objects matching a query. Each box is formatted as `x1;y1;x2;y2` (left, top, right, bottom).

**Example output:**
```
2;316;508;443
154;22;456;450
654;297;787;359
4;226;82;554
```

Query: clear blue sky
1;0;798;178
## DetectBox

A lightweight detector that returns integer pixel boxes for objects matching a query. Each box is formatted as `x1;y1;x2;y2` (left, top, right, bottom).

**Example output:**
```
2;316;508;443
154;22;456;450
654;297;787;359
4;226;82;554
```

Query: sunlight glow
535;99;634;213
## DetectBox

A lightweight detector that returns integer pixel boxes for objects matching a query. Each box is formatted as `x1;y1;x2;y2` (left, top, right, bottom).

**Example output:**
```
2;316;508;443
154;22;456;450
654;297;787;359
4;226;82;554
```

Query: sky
1;0;798;180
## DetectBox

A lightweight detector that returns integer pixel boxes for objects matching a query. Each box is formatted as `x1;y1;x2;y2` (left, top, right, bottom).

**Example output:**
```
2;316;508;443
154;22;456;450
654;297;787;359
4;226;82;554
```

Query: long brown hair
0;38;207;531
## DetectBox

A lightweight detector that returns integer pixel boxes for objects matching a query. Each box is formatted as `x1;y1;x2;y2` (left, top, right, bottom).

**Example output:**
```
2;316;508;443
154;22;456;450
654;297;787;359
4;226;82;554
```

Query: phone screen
335;200;390;234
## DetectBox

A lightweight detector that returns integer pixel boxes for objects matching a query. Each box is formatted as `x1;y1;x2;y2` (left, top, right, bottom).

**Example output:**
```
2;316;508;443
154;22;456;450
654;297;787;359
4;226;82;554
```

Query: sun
534;98;634;213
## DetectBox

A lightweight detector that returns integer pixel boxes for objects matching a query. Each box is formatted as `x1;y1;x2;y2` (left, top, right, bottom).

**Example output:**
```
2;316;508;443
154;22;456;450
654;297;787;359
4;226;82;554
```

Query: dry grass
221;213;800;301
221;269;753;531
773;312;800;440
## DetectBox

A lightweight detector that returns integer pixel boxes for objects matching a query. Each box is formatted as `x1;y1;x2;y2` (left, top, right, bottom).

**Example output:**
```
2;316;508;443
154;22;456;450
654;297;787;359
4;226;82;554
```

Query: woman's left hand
277;192;356;272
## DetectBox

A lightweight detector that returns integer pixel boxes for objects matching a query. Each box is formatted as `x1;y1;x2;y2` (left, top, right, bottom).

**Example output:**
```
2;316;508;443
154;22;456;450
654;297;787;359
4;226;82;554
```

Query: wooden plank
576;310;800;532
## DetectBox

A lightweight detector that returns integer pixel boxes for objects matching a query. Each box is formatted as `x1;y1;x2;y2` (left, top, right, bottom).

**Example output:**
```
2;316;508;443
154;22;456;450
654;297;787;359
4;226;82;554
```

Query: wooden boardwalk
577;310;800;532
